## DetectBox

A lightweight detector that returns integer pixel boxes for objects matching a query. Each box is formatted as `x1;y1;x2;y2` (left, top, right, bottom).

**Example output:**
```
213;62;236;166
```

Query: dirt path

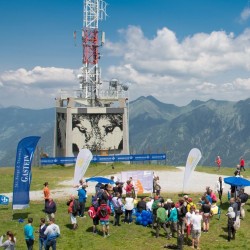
5;167;249;202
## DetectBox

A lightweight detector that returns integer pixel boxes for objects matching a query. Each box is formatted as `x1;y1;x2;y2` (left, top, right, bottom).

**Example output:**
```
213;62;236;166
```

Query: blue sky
0;0;250;108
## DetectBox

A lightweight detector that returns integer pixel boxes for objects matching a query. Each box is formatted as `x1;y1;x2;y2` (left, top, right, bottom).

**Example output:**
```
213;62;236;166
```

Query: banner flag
12;136;40;210
73;149;93;185
0;195;9;205
183;148;202;192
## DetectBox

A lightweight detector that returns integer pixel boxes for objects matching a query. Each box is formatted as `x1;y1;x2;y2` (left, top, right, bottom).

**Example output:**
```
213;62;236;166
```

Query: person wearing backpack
67;195;78;230
155;202;171;239
97;201;111;237
88;201;100;234
177;199;187;236
111;192;123;226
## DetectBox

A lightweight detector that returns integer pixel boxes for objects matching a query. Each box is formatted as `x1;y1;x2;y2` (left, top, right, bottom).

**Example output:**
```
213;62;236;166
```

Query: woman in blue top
24;218;34;250
166;203;178;238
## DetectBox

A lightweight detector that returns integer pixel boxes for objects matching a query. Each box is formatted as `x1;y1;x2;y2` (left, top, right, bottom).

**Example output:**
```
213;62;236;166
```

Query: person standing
45;198;57;222
67;195;78;230
215;177;224;204
215;156;221;171
44;218;60;250
234;165;241;176
166;202;178;238
190;210;202;250
240;157;245;171
24;218;35;250
0;231;16;249
97;201;111;237
78;186;87;217
112;192;123;226
155;202;170;239
43;182;50;208
226;207;236;241
137;197;147;213
124;193;134;224
37;218;47;250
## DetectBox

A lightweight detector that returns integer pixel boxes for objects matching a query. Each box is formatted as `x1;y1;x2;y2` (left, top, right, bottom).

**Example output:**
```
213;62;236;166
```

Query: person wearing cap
190;210;202;249
226;207;236;241
43;182;50;208
163;199;172;218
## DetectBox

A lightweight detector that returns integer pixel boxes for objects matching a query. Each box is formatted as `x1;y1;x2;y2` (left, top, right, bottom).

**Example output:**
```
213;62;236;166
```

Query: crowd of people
1;157;248;250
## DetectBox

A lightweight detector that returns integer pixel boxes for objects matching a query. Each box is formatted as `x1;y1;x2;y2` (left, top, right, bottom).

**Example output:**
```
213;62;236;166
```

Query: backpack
99;205;108;218
88;206;97;219
178;205;187;219
72;199;80;215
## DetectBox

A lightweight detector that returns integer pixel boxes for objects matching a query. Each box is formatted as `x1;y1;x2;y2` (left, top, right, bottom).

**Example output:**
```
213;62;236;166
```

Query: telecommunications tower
54;0;129;158
79;0;107;107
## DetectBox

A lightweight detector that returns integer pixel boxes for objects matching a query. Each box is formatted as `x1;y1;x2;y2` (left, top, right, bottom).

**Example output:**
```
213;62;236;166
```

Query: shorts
186;224;191;235
203;213;210;222
100;220;109;225
70;213;77;224
192;229;201;239
93;217;99;226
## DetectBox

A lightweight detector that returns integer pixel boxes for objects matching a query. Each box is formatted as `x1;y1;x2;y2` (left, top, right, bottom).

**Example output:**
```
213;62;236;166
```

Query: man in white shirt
190;210;202;250
44;218;60;250
146;197;154;212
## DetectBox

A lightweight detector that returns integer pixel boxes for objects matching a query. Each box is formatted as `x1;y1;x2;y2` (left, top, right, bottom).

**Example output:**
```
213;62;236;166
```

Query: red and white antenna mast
78;0;107;107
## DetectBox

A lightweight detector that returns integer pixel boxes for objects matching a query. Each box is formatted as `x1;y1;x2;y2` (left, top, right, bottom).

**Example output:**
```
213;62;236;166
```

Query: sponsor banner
73;149;93;185
183;148;202;192
41;153;166;165
12;136;40;210
121;170;153;194
0;195;9;205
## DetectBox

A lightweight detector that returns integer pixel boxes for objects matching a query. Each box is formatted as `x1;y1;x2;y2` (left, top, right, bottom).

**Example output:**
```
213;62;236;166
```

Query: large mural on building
72;113;123;153
56;113;67;156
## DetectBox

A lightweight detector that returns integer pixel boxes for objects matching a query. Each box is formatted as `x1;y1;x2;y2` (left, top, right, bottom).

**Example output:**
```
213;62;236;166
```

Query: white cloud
102;26;250;105
240;7;250;22
1;26;250;109
0;66;79;108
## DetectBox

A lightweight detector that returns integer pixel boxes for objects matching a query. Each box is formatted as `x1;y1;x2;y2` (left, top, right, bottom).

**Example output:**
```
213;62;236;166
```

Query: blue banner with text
41;153;166;165
12;136;40;210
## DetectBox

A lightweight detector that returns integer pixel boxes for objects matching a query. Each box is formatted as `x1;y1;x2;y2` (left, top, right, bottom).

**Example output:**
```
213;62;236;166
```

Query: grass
0;164;250;249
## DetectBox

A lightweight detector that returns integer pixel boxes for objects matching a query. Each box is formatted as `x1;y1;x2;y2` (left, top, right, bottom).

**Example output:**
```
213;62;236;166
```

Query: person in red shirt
215;156;221;171
240;157;245;171
97;201;111;237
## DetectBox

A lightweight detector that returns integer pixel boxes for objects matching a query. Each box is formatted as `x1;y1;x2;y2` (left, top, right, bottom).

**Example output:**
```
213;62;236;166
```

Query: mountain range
0;96;249;167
